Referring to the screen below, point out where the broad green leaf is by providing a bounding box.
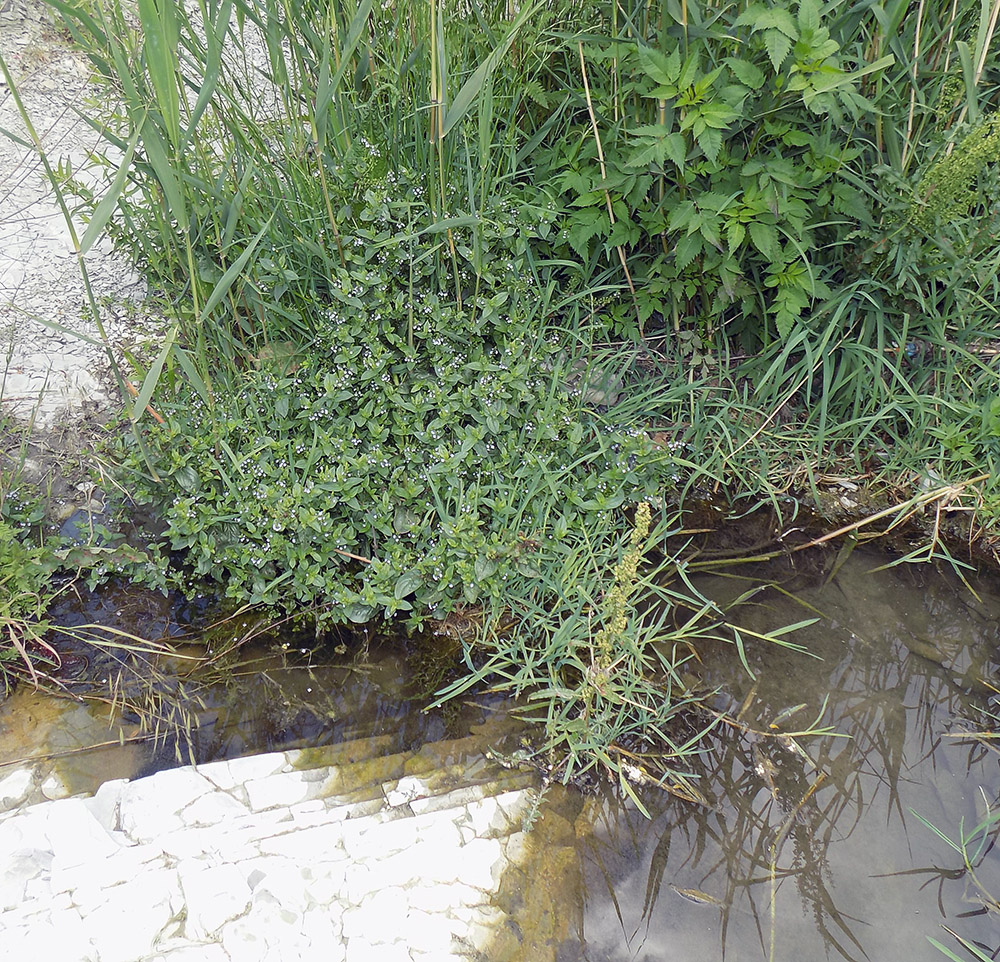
[394,569,424,599]
[346,603,376,623]
[674,232,702,270]
[474,555,498,582]
[696,126,723,163]
[727,221,746,252]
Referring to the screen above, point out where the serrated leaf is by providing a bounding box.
[757,8,798,38]
[696,126,723,164]
[764,30,793,71]
[674,232,703,270]
[664,131,688,168]
[727,221,746,252]
[727,57,766,89]
[797,0,821,33]
[667,199,696,233]
[749,220,780,259]
[637,45,680,86]
[394,569,424,599]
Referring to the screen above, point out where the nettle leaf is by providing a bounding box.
[696,126,723,164]
[699,101,739,129]
[664,131,688,168]
[566,208,608,257]
[674,232,703,270]
[637,45,680,86]
[754,7,798,38]
[727,221,746,252]
[749,220,780,259]
[797,0,821,35]
[764,30,794,72]
[727,57,766,89]
[667,199,697,233]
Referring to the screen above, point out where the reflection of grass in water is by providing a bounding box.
[576,554,1000,962]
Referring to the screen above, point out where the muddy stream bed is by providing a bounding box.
[2,551,999,961]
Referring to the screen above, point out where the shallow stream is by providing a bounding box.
[566,551,1000,961]
[1,552,999,961]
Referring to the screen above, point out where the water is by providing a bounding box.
[567,551,1000,962]
[3,554,1000,961]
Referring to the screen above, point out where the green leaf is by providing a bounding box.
[727,221,746,252]
[674,232,702,270]
[346,603,376,624]
[131,324,177,424]
[696,126,723,164]
[474,555,499,582]
[394,569,424,599]
[637,45,680,86]
[749,220,780,259]
[727,57,766,89]
[80,127,140,255]
[764,30,793,72]
[200,214,274,319]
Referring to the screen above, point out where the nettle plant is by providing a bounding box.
[534,0,890,342]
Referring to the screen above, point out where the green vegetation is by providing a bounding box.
[1,0,999,796]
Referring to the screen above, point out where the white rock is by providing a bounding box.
[82,777,126,831]
[180,788,247,826]
[177,860,252,940]
[77,870,182,962]
[257,822,347,863]
[403,907,459,956]
[341,886,410,942]
[385,775,426,807]
[345,938,413,962]
[198,753,288,793]
[118,768,215,841]
[245,770,316,811]
[38,797,122,865]
[0,766,35,809]
[40,770,73,800]
[340,813,417,860]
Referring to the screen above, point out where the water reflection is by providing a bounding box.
[573,552,1000,962]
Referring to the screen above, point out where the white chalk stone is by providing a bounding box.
[0,766,35,809]
[40,770,73,800]
[199,753,288,793]
[257,822,347,862]
[341,812,418,860]
[345,937,414,962]
[408,881,486,915]
[118,768,215,841]
[385,774,426,807]
[341,886,410,942]
[177,860,253,939]
[39,797,122,865]
[146,943,231,961]
[83,777,126,831]
[78,870,182,962]
[179,787,248,826]
[245,769,316,811]
[404,907,459,956]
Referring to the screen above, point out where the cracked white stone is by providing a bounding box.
[177,861,252,939]
[0,766,35,809]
